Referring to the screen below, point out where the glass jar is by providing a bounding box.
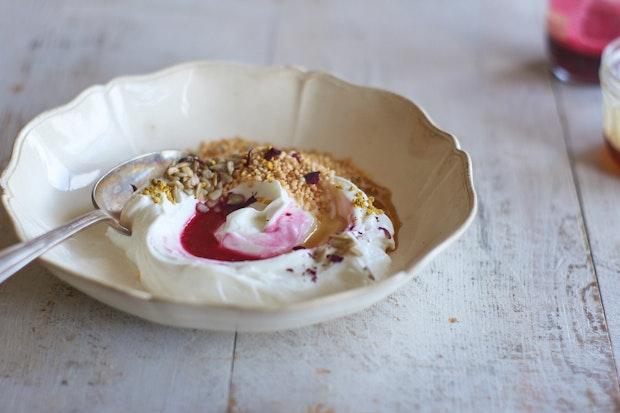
[547,0,620,83]
[601,38,620,161]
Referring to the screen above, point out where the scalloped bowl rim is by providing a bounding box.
[0,60,477,315]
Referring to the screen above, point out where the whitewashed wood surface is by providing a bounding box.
[1,1,619,412]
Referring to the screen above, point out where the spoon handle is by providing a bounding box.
[0,209,112,284]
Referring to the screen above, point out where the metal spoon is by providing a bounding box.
[0,150,183,283]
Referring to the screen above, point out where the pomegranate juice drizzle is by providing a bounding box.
[181,196,262,261]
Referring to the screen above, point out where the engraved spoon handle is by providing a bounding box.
[0,209,111,283]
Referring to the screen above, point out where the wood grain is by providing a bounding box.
[229,1,620,411]
[0,1,276,411]
[0,1,618,412]
[553,83,620,371]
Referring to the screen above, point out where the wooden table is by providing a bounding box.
[1,1,619,411]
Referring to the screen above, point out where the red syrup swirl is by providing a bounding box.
[181,196,263,262]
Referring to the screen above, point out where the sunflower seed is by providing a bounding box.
[202,169,213,179]
[221,174,233,184]
[208,188,222,200]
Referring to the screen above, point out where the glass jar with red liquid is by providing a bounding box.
[547,0,620,83]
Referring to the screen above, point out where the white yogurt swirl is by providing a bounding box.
[107,177,395,307]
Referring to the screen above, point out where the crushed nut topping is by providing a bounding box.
[142,152,244,203]
[351,191,384,216]
[142,179,176,204]
[139,137,400,258]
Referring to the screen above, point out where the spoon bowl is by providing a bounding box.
[93,150,184,234]
[0,150,183,282]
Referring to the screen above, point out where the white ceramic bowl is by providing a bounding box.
[0,62,476,331]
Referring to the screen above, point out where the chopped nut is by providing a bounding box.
[141,137,398,257]
[226,193,245,205]
[312,247,326,262]
[208,188,223,200]
[202,169,213,179]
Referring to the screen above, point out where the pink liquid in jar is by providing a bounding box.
[547,0,620,83]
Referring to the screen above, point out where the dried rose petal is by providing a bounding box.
[263,147,282,160]
[304,171,320,184]
[348,218,356,231]
[305,268,318,282]
[245,148,253,165]
[177,155,196,164]
[292,246,305,250]
[378,227,392,239]
[291,152,302,162]
[286,268,294,272]
[244,195,257,206]
[327,254,343,263]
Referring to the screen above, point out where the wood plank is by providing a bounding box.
[1,1,619,411]
[0,258,234,412]
[0,1,280,411]
[229,1,620,411]
[553,83,620,367]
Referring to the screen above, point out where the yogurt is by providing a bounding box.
[107,177,395,307]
